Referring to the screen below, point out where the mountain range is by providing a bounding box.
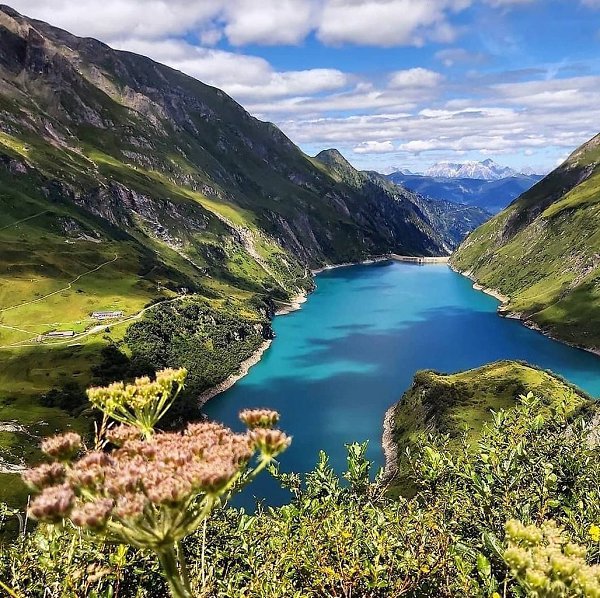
[387,163,543,214]
[423,159,534,181]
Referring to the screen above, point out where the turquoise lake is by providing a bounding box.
[204,261,600,506]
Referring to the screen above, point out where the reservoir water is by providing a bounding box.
[204,261,600,506]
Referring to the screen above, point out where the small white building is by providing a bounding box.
[92,310,124,320]
[44,330,75,338]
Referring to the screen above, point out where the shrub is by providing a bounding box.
[1,389,598,597]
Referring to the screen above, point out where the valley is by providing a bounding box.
[0,5,492,500]
[0,4,599,597]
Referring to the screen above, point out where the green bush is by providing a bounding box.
[124,298,271,399]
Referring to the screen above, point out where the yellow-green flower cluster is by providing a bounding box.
[86,368,187,436]
[504,519,600,597]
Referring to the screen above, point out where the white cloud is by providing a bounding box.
[353,140,396,153]
[199,28,223,46]
[9,0,600,172]
[492,76,600,109]
[317,0,469,47]
[267,73,600,168]
[246,86,421,116]
[389,68,443,88]
[223,0,316,45]
[114,39,349,100]
[11,0,473,48]
[9,0,222,40]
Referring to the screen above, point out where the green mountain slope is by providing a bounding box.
[451,132,600,351]
[0,5,453,266]
[383,360,590,495]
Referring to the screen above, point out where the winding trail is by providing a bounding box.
[0,294,184,349]
[0,323,33,335]
[0,254,119,315]
[0,210,48,232]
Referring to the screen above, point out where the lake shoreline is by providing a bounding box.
[450,264,600,358]
[311,256,391,275]
[275,292,309,316]
[196,291,310,407]
[311,254,449,275]
[198,339,273,407]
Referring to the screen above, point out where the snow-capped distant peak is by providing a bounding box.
[424,159,520,181]
[519,166,543,176]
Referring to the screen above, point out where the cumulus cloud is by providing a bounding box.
[353,140,396,153]
[223,0,316,45]
[10,0,473,48]
[268,72,600,168]
[10,0,600,171]
[388,68,443,88]
[113,39,349,100]
[9,0,221,40]
[317,0,469,47]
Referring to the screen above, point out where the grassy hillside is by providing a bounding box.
[384,360,590,495]
[0,157,295,496]
[452,133,600,350]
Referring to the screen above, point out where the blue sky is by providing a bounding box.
[13,0,600,173]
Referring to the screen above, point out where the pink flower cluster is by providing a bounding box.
[23,412,290,540]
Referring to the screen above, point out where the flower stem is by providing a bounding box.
[156,545,192,598]
[177,540,192,593]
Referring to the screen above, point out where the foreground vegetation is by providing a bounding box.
[452,132,600,350]
[1,364,599,597]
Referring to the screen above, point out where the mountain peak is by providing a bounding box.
[424,159,520,181]
[315,148,352,168]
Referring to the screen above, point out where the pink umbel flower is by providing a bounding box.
[40,432,82,460]
[239,408,280,429]
[23,368,290,598]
